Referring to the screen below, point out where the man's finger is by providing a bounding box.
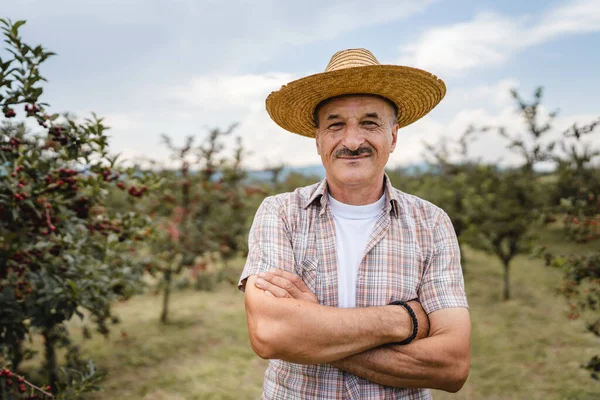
[265,269,319,304]
[257,270,303,298]
[269,268,312,293]
[254,277,290,298]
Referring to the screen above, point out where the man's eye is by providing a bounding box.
[328,122,343,129]
[362,121,378,126]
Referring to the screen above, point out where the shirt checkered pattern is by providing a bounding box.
[239,176,468,399]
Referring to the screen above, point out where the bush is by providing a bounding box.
[0,19,156,398]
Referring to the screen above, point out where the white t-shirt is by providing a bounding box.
[328,193,386,308]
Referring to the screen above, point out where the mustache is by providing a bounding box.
[335,146,373,158]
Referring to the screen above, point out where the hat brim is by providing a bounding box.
[266,65,446,138]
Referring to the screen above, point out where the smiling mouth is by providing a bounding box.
[337,155,370,160]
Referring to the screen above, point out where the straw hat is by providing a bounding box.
[265,48,446,138]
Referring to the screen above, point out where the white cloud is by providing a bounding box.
[102,72,321,169]
[168,73,295,111]
[399,13,522,76]
[10,0,440,74]
[238,106,320,167]
[399,0,600,76]
[531,0,600,42]
[164,72,321,167]
[388,78,600,168]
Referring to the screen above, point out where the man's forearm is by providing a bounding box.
[330,309,471,393]
[244,275,413,364]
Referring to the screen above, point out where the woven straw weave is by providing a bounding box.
[266,48,446,138]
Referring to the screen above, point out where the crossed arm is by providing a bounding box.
[243,269,471,392]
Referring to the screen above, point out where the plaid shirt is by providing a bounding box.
[239,176,468,399]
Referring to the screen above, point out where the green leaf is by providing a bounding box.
[40,51,57,62]
[1,60,13,71]
[11,20,26,34]
[67,279,78,292]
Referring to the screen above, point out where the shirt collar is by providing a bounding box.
[303,173,400,218]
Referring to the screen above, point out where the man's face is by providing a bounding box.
[314,95,398,187]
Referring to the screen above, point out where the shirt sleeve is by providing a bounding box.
[238,196,295,292]
[418,210,469,314]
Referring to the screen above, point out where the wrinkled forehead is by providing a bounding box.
[315,94,397,120]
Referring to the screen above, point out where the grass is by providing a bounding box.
[19,226,600,399]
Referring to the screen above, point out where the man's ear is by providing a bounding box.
[315,131,321,155]
[390,124,399,153]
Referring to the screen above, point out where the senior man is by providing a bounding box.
[238,48,470,399]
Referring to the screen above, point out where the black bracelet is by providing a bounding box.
[388,300,418,345]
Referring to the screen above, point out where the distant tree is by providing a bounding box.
[144,125,255,323]
[263,163,286,188]
[153,133,196,324]
[419,129,480,269]
[552,117,600,242]
[493,87,558,172]
[274,171,321,194]
[462,165,541,300]
[462,88,556,300]
[196,134,254,270]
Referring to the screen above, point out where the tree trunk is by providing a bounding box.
[503,260,511,301]
[160,268,172,324]
[42,328,59,393]
[11,339,24,372]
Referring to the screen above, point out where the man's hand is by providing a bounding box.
[254,268,319,304]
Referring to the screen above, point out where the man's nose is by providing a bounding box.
[341,123,365,151]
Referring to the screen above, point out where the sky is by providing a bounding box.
[3,0,600,169]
